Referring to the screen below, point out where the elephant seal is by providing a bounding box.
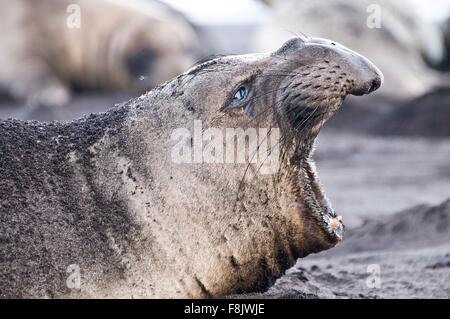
[0,0,199,108]
[0,37,382,298]
[254,0,442,100]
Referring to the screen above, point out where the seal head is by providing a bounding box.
[189,36,382,252]
[139,36,382,296]
[270,37,382,249]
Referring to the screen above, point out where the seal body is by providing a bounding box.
[0,0,199,107]
[0,37,382,298]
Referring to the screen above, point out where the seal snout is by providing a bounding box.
[275,37,383,97]
[348,57,384,96]
[351,70,383,96]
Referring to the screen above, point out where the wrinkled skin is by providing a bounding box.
[0,37,382,298]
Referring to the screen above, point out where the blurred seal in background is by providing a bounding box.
[0,0,201,109]
[431,17,450,71]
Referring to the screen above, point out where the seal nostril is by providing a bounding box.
[368,78,381,93]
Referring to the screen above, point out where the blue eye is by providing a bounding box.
[222,84,252,112]
[233,86,248,102]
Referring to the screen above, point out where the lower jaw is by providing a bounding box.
[280,192,343,257]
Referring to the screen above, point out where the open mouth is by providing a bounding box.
[278,95,347,246]
[277,115,345,249]
[303,159,344,242]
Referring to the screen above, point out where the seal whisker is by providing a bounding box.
[234,89,319,201]
[233,82,302,202]
[233,83,295,188]
[234,126,274,205]
[257,106,331,177]
[254,120,322,181]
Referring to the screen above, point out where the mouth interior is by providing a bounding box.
[281,99,346,241]
[303,160,344,239]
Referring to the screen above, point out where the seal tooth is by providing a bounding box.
[330,216,342,230]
